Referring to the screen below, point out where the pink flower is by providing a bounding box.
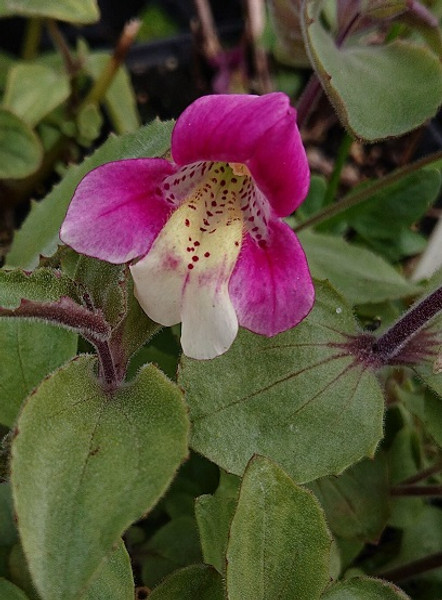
[60,93,314,359]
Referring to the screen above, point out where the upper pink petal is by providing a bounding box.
[60,158,176,263]
[171,92,309,216]
[229,219,315,336]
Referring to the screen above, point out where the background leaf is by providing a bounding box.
[148,564,225,600]
[82,540,134,600]
[3,64,70,128]
[226,456,331,600]
[11,356,189,600]
[6,119,174,270]
[299,231,419,304]
[0,109,42,179]
[321,576,410,599]
[0,320,77,427]
[302,0,442,140]
[0,578,30,600]
[179,280,385,483]
[0,0,99,23]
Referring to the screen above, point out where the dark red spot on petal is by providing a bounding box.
[194,241,200,246]
[185,219,190,227]
[192,256,199,262]
[258,239,267,248]
[188,263,194,270]
[204,252,210,257]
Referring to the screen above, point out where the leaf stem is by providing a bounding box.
[400,460,442,484]
[377,551,442,583]
[21,18,42,60]
[391,484,442,497]
[373,285,442,362]
[295,150,442,232]
[80,20,140,109]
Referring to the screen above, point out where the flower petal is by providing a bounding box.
[130,186,243,359]
[229,219,315,336]
[171,92,309,216]
[60,159,176,263]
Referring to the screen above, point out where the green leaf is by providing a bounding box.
[0,268,81,309]
[141,516,203,588]
[86,54,140,134]
[0,578,30,600]
[180,281,385,483]
[195,472,240,574]
[344,168,441,261]
[302,0,442,140]
[11,356,189,600]
[0,109,42,179]
[0,320,77,427]
[309,455,390,543]
[0,483,18,547]
[299,231,418,304]
[83,540,134,600]
[7,543,39,600]
[6,119,174,270]
[3,64,70,127]
[148,564,225,600]
[321,576,411,599]
[268,0,311,68]
[0,0,99,23]
[226,456,331,600]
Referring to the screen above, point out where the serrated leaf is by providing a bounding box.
[86,54,140,134]
[302,0,442,140]
[11,355,189,600]
[3,64,70,127]
[0,578,30,600]
[0,109,42,179]
[83,540,134,600]
[226,456,331,600]
[0,268,81,309]
[148,564,225,600]
[179,281,385,483]
[321,576,411,599]
[6,119,174,270]
[0,0,99,23]
[299,231,419,304]
[0,320,77,427]
[309,455,390,543]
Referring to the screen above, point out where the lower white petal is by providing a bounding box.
[181,272,238,360]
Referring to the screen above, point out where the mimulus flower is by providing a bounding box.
[60,93,314,359]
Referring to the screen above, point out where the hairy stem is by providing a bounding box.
[323,132,353,206]
[373,285,442,361]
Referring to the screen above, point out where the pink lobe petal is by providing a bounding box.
[229,219,315,336]
[172,92,309,216]
[60,159,176,263]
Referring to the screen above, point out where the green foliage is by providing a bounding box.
[302,0,442,140]
[0,109,42,179]
[321,577,411,599]
[11,356,189,600]
[0,0,100,23]
[226,456,331,600]
[299,231,419,304]
[3,64,70,128]
[148,564,225,600]
[6,119,174,270]
[0,320,77,427]
[180,281,385,482]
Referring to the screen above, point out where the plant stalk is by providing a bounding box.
[373,285,442,361]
